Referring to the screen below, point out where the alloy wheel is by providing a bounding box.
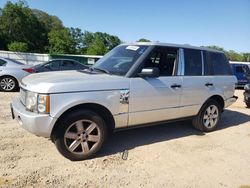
[64,120,101,155]
[0,77,15,91]
[203,105,219,129]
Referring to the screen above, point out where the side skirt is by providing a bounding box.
[114,116,196,132]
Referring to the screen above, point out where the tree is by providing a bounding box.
[48,28,76,54]
[69,27,84,54]
[32,9,63,32]
[86,36,107,55]
[137,38,151,42]
[82,31,121,55]
[0,1,47,52]
[8,41,28,52]
[242,53,250,62]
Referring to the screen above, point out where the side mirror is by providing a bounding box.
[138,67,159,78]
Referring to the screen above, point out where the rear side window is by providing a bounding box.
[184,49,202,76]
[0,59,6,66]
[204,52,232,75]
[43,60,60,71]
[61,60,78,70]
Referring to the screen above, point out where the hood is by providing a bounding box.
[21,71,129,93]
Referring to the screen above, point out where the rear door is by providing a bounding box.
[206,51,236,99]
[179,49,214,117]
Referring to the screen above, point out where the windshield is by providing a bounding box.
[92,45,148,76]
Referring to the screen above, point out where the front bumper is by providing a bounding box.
[11,98,57,138]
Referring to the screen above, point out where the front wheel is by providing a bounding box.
[54,110,107,161]
[192,99,221,132]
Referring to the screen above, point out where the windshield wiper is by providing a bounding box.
[90,67,111,74]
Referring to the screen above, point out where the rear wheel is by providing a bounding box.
[0,76,18,92]
[54,110,107,161]
[192,99,221,132]
[246,102,250,108]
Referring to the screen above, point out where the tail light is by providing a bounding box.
[23,68,35,73]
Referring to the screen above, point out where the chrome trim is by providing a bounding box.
[119,89,129,114]
[201,50,204,75]
[178,48,185,76]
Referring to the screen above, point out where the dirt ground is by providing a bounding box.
[0,90,249,188]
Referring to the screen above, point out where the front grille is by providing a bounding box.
[20,88,26,106]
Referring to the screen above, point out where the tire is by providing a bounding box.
[192,99,222,132]
[246,102,250,108]
[0,76,19,92]
[54,109,107,161]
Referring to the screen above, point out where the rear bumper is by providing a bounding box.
[11,98,57,138]
[224,96,238,108]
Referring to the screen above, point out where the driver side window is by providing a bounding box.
[141,47,178,76]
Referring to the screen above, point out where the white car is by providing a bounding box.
[11,42,238,160]
[0,58,33,91]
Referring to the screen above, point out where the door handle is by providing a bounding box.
[205,83,213,87]
[171,84,181,89]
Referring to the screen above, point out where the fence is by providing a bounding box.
[0,50,102,65]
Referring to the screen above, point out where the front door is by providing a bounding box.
[128,47,183,126]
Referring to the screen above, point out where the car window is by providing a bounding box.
[43,60,60,71]
[92,45,148,76]
[184,49,202,76]
[235,66,244,73]
[0,59,7,66]
[61,60,78,70]
[141,47,178,76]
[204,52,232,75]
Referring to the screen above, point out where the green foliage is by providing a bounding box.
[82,31,121,55]
[69,27,84,54]
[0,1,46,52]
[7,41,28,52]
[48,28,76,54]
[86,36,107,55]
[137,38,151,42]
[32,9,63,32]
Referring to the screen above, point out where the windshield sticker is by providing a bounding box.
[126,45,140,51]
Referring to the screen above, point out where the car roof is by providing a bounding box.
[121,42,223,53]
[0,57,25,65]
[49,58,80,63]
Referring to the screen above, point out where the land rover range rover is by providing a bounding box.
[11,42,237,160]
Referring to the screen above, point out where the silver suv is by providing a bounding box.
[11,42,237,160]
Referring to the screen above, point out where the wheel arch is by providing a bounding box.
[0,74,19,83]
[50,103,115,141]
[203,95,225,111]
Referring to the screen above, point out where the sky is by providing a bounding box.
[0,0,250,52]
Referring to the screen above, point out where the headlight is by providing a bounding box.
[26,92,37,112]
[37,94,50,113]
[25,92,50,114]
